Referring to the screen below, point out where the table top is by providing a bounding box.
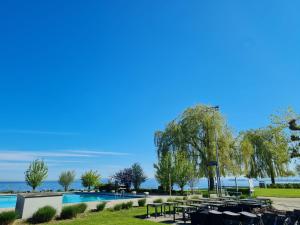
[175,205,196,209]
[164,202,178,205]
[147,203,164,206]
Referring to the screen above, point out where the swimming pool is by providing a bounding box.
[0,193,140,208]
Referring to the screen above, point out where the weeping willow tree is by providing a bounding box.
[154,104,236,190]
[238,126,290,184]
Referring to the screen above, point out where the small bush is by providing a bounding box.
[175,197,182,200]
[0,211,17,225]
[74,203,87,214]
[121,201,133,209]
[153,198,163,203]
[138,199,146,206]
[60,206,78,220]
[183,196,188,200]
[113,204,122,211]
[30,206,56,224]
[166,197,175,202]
[202,193,210,198]
[95,202,106,212]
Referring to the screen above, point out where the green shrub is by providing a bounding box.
[113,204,122,211]
[74,203,87,214]
[202,193,210,198]
[153,198,163,203]
[95,202,106,212]
[30,206,56,224]
[0,211,17,225]
[138,199,146,206]
[167,197,175,202]
[121,201,133,209]
[183,196,188,200]
[174,197,182,200]
[60,206,78,220]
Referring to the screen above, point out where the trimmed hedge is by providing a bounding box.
[95,202,106,212]
[30,206,56,224]
[0,211,17,225]
[153,198,163,203]
[266,183,300,189]
[74,203,87,214]
[226,188,250,196]
[138,199,146,207]
[113,204,122,211]
[60,206,77,219]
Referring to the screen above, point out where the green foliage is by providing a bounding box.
[96,202,107,212]
[202,192,210,198]
[166,197,175,202]
[25,159,48,191]
[153,198,163,203]
[226,187,250,195]
[267,183,300,189]
[74,203,87,214]
[58,170,76,192]
[296,164,300,175]
[81,170,101,191]
[174,151,194,194]
[154,105,235,190]
[0,211,17,225]
[131,163,147,190]
[239,127,290,184]
[138,199,146,206]
[30,206,56,224]
[153,152,175,195]
[121,201,133,209]
[113,204,122,211]
[60,206,78,219]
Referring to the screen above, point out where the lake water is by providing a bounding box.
[1,177,300,192]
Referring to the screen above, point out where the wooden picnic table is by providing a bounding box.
[146,203,163,218]
[173,205,196,223]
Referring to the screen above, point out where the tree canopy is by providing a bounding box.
[131,163,147,190]
[154,104,235,190]
[58,170,76,192]
[81,170,101,191]
[25,159,48,191]
[238,126,290,184]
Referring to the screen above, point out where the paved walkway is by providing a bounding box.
[266,197,300,211]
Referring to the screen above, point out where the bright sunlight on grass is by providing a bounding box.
[255,188,300,198]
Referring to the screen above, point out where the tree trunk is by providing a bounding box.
[271,175,275,185]
[208,172,215,190]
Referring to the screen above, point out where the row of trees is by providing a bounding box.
[25,160,147,192]
[154,104,297,192]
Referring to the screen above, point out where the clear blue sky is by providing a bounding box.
[0,0,299,180]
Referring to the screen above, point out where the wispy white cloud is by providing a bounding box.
[0,129,79,136]
[0,149,130,162]
[68,150,131,156]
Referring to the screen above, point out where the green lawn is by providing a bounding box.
[254,188,300,198]
[39,207,159,225]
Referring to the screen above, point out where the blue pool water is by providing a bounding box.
[0,193,139,208]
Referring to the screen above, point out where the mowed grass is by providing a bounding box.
[39,207,158,225]
[255,188,300,198]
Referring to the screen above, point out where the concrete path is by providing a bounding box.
[265,197,300,211]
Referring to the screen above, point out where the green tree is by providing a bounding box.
[58,170,76,192]
[154,152,175,195]
[296,164,300,175]
[155,104,235,190]
[174,151,193,194]
[239,126,290,184]
[81,170,101,191]
[131,163,147,190]
[25,159,48,191]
